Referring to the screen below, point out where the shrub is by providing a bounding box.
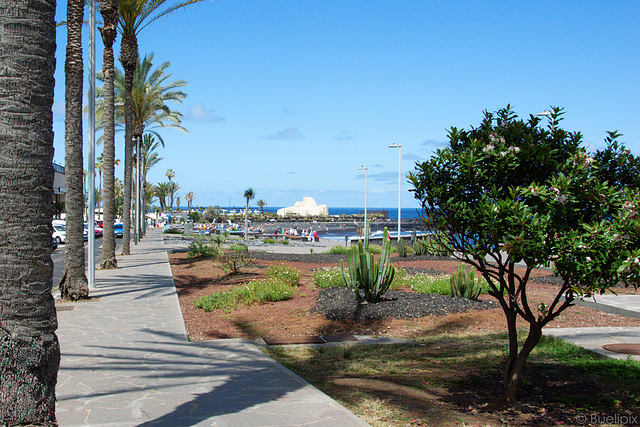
[220,250,253,274]
[229,243,248,252]
[164,228,183,235]
[267,264,300,287]
[327,245,349,255]
[276,239,289,245]
[263,238,276,244]
[313,267,347,288]
[188,240,221,258]
[412,235,450,256]
[410,274,452,295]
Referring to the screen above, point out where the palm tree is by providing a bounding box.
[96,153,120,218]
[117,0,203,256]
[167,181,181,209]
[60,0,89,300]
[243,188,255,239]
[165,168,175,181]
[98,0,121,269]
[154,182,169,210]
[257,199,267,214]
[0,0,59,422]
[139,134,163,236]
[185,191,195,210]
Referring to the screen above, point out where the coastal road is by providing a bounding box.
[52,238,123,287]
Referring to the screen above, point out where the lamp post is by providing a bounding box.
[389,143,402,243]
[536,110,555,132]
[358,165,368,231]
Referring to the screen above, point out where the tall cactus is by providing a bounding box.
[340,223,395,303]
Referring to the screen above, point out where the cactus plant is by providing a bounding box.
[340,223,395,303]
[397,238,408,258]
[449,264,482,300]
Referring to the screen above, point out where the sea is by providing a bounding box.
[180,206,422,220]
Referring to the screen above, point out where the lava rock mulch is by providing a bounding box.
[311,287,498,322]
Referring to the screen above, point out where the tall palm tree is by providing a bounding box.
[0,0,59,423]
[165,168,175,181]
[243,188,255,239]
[98,0,121,269]
[154,182,169,210]
[139,134,163,236]
[167,181,180,209]
[185,191,195,210]
[60,0,88,300]
[117,0,203,255]
[256,199,267,214]
[95,153,120,218]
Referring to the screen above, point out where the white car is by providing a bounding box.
[52,223,66,245]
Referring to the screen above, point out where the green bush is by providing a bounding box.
[327,245,349,255]
[263,238,276,244]
[164,228,183,235]
[229,243,248,252]
[194,279,295,313]
[188,240,221,258]
[412,235,450,256]
[313,267,347,288]
[267,264,300,287]
[276,239,290,245]
[450,264,482,300]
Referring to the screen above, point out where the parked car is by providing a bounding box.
[84,223,103,238]
[52,237,58,250]
[114,223,123,238]
[52,223,66,245]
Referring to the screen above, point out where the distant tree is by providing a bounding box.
[165,168,175,181]
[409,106,640,403]
[243,188,255,239]
[185,191,195,210]
[154,182,169,211]
[0,0,59,422]
[167,181,180,209]
[256,199,267,214]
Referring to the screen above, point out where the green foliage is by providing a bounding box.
[340,224,395,303]
[449,264,482,300]
[263,238,276,244]
[219,250,252,274]
[277,239,290,245]
[187,211,200,222]
[228,243,248,252]
[194,279,295,313]
[163,228,182,235]
[412,235,450,256]
[187,240,221,258]
[410,274,452,295]
[408,105,640,402]
[266,264,301,287]
[313,267,347,288]
[397,238,408,258]
[328,245,349,255]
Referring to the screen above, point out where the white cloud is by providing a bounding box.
[187,104,226,123]
[263,127,304,140]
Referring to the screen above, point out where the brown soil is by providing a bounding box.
[170,252,640,341]
[169,251,640,426]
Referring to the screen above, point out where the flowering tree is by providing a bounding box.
[409,106,640,403]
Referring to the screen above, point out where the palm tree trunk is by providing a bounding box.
[0,1,60,423]
[98,0,120,269]
[120,34,138,255]
[60,0,89,300]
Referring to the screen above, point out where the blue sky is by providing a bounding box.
[52,1,640,210]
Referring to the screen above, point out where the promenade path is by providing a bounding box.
[55,229,369,426]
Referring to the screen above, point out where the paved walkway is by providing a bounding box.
[543,295,640,361]
[55,229,369,426]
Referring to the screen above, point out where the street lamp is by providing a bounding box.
[389,143,402,243]
[536,110,555,132]
[358,165,368,231]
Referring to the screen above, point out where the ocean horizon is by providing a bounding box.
[176,206,423,220]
